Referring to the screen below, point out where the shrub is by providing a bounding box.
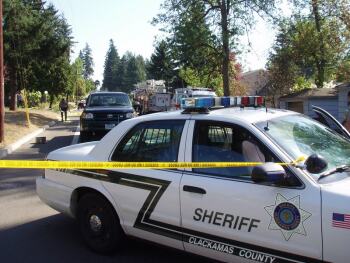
[27,91,42,108]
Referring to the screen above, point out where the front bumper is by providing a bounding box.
[36,177,74,217]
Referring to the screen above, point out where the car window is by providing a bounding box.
[192,121,301,186]
[88,93,131,107]
[112,120,185,162]
[256,114,350,176]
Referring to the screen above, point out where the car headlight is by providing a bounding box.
[82,112,94,119]
[126,112,133,119]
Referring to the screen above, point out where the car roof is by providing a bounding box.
[138,107,298,124]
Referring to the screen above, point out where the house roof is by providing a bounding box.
[279,88,338,100]
[239,69,270,95]
[280,83,350,100]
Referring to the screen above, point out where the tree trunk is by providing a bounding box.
[311,0,326,88]
[220,0,230,96]
[9,71,17,111]
[49,95,54,109]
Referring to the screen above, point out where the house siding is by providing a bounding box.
[279,84,350,122]
[338,86,350,122]
[280,101,286,109]
[308,98,339,120]
[279,99,306,113]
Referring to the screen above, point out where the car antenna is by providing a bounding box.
[264,102,269,131]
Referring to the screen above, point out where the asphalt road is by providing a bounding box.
[0,118,209,263]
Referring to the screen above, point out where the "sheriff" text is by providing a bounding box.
[193,208,260,232]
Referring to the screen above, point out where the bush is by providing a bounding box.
[291,77,313,93]
[27,91,42,108]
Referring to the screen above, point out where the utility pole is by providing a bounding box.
[0,0,4,142]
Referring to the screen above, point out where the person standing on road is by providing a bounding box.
[59,98,68,122]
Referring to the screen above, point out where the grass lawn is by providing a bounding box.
[0,108,60,148]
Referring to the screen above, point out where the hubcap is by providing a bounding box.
[89,214,102,233]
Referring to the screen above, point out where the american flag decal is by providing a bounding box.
[332,213,350,229]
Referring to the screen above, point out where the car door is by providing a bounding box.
[101,119,189,251]
[312,105,350,140]
[180,120,322,263]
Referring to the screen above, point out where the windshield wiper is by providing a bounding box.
[318,165,350,181]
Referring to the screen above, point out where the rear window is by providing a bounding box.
[111,120,185,162]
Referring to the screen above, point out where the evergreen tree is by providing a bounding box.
[122,52,139,92]
[81,43,94,79]
[102,39,120,91]
[135,55,147,83]
[148,40,176,85]
[115,55,126,89]
[170,1,221,89]
[154,0,276,96]
[78,50,84,61]
[113,52,147,92]
[4,0,73,109]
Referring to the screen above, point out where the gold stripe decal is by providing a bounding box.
[0,156,305,169]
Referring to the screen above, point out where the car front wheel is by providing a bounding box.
[77,193,124,254]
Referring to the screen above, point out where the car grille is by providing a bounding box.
[93,113,126,121]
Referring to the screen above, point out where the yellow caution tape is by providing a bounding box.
[0,156,306,169]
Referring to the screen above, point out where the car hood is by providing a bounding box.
[84,106,133,113]
[47,141,99,161]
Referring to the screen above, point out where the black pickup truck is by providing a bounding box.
[80,92,134,142]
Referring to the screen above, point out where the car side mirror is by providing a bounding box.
[304,154,328,174]
[252,163,286,185]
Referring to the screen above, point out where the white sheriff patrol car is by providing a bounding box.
[37,96,350,263]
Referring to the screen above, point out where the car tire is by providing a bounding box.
[80,131,89,143]
[77,193,124,254]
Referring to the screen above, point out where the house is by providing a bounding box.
[279,83,350,122]
[239,69,270,96]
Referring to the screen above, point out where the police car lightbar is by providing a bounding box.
[181,96,265,112]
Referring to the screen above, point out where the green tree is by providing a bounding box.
[154,0,276,96]
[337,58,350,82]
[148,40,176,85]
[268,13,350,98]
[67,57,84,104]
[114,52,148,92]
[4,0,73,109]
[168,2,221,89]
[78,50,84,61]
[288,0,350,87]
[102,39,120,91]
[115,55,126,89]
[135,55,147,82]
[81,43,94,79]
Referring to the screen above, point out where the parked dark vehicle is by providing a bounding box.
[80,92,134,142]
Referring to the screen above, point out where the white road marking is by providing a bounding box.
[71,125,80,145]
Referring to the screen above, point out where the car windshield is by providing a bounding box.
[255,114,350,178]
[88,94,131,107]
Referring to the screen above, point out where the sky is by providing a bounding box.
[48,0,279,82]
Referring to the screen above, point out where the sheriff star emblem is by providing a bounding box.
[264,194,311,241]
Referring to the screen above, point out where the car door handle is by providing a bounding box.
[183,185,206,194]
